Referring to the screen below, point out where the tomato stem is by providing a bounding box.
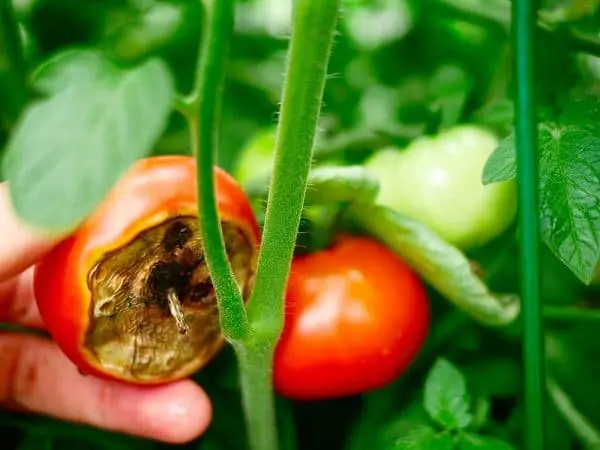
[546,375,600,447]
[188,0,340,449]
[233,340,279,450]
[238,0,340,447]
[543,306,600,322]
[245,0,341,336]
[186,0,250,342]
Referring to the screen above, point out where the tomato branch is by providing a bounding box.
[245,0,341,334]
[186,0,250,341]
[546,376,600,447]
[544,306,600,322]
[186,0,340,448]
[234,1,341,449]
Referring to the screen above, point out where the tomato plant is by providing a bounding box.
[33,155,261,384]
[274,234,429,399]
[364,125,517,251]
[2,1,600,450]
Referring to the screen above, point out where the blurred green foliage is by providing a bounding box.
[3,0,600,449]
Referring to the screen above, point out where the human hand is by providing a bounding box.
[0,182,212,443]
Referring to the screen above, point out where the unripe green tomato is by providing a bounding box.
[364,125,517,250]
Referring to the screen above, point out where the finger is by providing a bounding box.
[0,183,65,281]
[0,333,213,443]
[0,268,44,328]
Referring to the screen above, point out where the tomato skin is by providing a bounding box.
[364,125,517,251]
[33,155,260,384]
[273,235,429,399]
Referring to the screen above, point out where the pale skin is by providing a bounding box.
[0,182,212,444]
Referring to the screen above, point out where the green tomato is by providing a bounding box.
[234,127,277,186]
[364,125,517,250]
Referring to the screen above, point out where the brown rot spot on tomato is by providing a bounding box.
[84,216,255,382]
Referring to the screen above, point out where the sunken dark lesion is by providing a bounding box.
[84,216,256,381]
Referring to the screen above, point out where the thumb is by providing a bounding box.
[0,183,68,281]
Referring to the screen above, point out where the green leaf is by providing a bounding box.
[482,123,600,284]
[31,49,109,95]
[304,165,380,205]
[456,433,515,450]
[481,133,515,184]
[344,203,520,326]
[2,49,174,232]
[423,358,473,430]
[393,426,455,450]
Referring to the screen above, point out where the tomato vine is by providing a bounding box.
[5,1,600,449]
[183,1,341,449]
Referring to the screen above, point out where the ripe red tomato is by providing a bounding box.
[273,235,430,399]
[33,155,260,385]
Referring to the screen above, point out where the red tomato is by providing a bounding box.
[34,155,260,385]
[273,235,430,399]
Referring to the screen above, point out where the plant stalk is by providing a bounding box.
[187,0,340,449]
[188,0,249,341]
[513,0,545,447]
[547,376,600,447]
[245,0,341,335]
[233,341,279,450]
[236,1,340,449]
[544,306,600,321]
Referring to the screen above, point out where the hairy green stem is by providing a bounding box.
[233,341,279,450]
[233,2,340,449]
[188,0,249,341]
[246,0,341,333]
[0,0,28,128]
[187,0,339,448]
